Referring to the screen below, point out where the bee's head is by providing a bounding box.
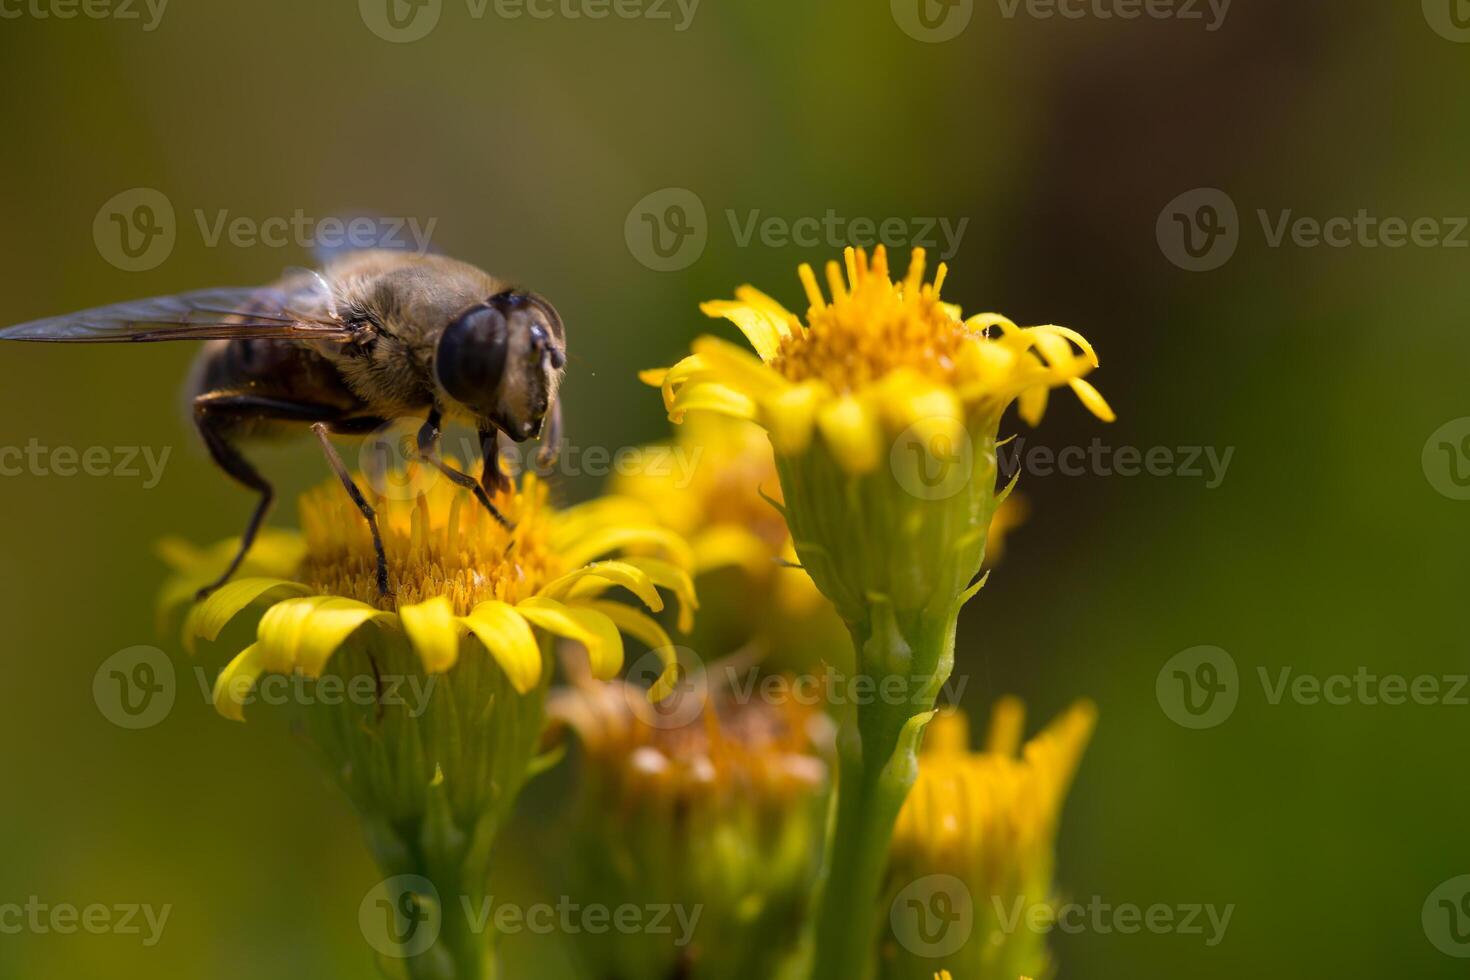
[433,290,565,440]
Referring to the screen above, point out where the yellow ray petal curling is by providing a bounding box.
[462,600,544,695]
[516,597,625,681]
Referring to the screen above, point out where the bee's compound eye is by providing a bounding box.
[435,303,509,413]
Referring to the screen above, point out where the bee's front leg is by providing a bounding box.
[415,410,514,530]
[480,428,511,495]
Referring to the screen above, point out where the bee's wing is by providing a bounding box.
[0,286,356,344]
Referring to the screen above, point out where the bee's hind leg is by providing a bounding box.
[414,410,514,530]
[192,393,343,601]
[312,423,390,598]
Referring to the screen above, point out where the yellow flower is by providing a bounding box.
[545,675,831,980]
[161,472,694,721]
[612,411,1023,675]
[160,468,700,979]
[882,699,1096,980]
[644,245,1112,475]
[612,411,844,670]
[643,249,1112,980]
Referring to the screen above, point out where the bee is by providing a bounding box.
[0,250,566,599]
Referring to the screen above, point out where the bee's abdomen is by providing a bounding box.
[183,338,365,440]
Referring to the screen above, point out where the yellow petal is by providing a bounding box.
[1034,323,1099,367]
[817,396,882,474]
[516,597,625,680]
[575,599,680,701]
[608,555,699,633]
[553,495,659,544]
[733,285,799,333]
[699,300,784,361]
[461,600,544,695]
[797,263,826,311]
[399,596,463,673]
[957,337,1019,390]
[1018,384,1049,426]
[689,335,788,395]
[690,526,771,576]
[965,312,1020,336]
[669,381,757,424]
[876,372,963,432]
[255,596,395,678]
[183,577,312,656]
[1068,377,1116,422]
[651,353,709,413]
[539,560,665,614]
[1027,327,1077,370]
[557,524,693,571]
[212,642,270,723]
[763,381,826,457]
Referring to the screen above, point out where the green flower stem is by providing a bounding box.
[305,633,552,980]
[809,603,958,980]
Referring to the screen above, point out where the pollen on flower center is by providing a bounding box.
[297,467,564,615]
[771,246,970,393]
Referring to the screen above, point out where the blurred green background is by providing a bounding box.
[2,1,1469,977]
